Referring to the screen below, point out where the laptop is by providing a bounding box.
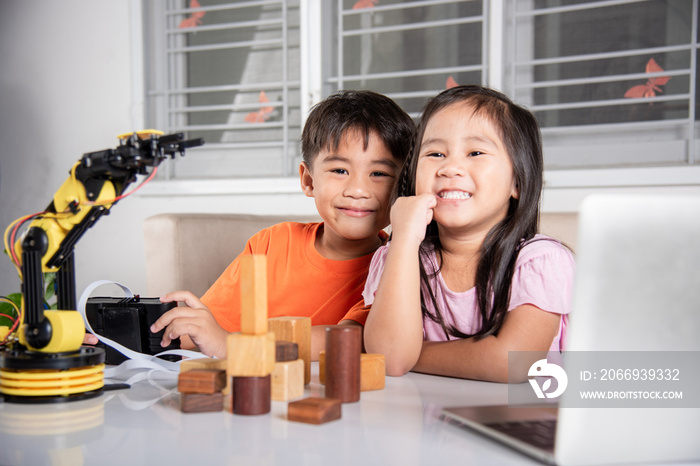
[443,194,700,465]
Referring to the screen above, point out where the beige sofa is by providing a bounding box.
[143,212,578,297]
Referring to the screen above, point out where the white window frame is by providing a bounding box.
[137,0,700,209]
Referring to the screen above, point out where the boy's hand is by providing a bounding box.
[83,333,99,345]
[151,291,228,359]
[389,194,437,246]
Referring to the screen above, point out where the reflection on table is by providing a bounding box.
[0,362,541,466]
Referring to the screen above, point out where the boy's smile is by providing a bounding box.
[300,129,399,260]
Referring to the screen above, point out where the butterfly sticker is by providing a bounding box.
[353,0,378,10]
[179,0,205,29]
[624,58,671,99]
[244,91,274,123]
[446,76,459,89]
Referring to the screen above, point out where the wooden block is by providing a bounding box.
[325,326,361,403]
[360,353,385,391]
[288,397,341,425]
[180,392,224,413]
[271,359,304,402]
[319,352,384,391]
[268,316,311,384]
[180,357,227,372]
[275,340,298,362]
[180,357,230,395]
[232,375,271,415]
[226,331,275,377]
[319,350,326,384]
[240,254,268,335]
[178,369,226,394]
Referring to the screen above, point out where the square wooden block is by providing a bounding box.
[180,392,224,413]
[178,369,226,394]
[288,397,341,425]
[180,357,230,395]
[226,331,275,377]
[271,359,304,401]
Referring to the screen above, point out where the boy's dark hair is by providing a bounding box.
[397,84,544,340]
[301,90,415,167]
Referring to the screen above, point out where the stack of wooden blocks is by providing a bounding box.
[177,253,386,424]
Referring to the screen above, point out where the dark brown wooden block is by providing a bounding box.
[324,326,361,403]
[180,392,224,413]
[232,375,271,415]
[178,369,226,394]
[288,397,341,425]
[275,340,299,362]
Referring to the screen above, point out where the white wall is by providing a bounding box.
[1,1,699,302]
[0,2,319,299]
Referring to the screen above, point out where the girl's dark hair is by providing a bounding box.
[301,90,415,167]
[397,85,543,340]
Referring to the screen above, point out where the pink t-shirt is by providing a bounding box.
[363,235,575,352]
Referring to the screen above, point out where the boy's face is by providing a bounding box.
[300,129,399,253]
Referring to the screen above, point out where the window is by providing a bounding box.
[144,0,699,181]
[505,0,699,169]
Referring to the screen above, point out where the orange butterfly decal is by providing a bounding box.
[179,0,205,29]
[353,0,378,10]
[624,58,671,99]
[244,91,274,123]
[446,76,459,89]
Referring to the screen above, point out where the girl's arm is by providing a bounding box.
[412,304,561,382]
[364,194,437,376]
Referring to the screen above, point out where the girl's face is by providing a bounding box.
[415,102,518,239]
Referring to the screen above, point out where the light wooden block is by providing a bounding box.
[226,331,275,377]
[360,353,385,391]
[180,357,230,395]
[271,359,304,401]
[288,397,341,425]
[240,254,268,335]
[178,369,226,394]
[319,352,385,391]
[268,316,311,384]
[180,357,227,372]
[319,350,326,384]
[180,392,224,413]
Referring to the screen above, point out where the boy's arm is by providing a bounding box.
[151,291,229,359]
[411,304,561,382]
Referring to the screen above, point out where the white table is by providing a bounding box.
[0,362,545,466]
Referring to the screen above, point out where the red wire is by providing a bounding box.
[0,312,16,322]
[88,166,159,205]
[9,211,46,267]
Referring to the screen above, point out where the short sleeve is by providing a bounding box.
[341,299,371,325]
[362,245,390,306]
[509,240,575,317]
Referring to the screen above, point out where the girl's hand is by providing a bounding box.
[390,194,437,246]
[151,291,228,359]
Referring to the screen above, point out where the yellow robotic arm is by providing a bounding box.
[5,131,203,354]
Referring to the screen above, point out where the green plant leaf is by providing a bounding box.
[0,293,22,327]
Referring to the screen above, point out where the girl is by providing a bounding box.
[363,85,575,382]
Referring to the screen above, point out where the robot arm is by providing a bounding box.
[8,131,204,352]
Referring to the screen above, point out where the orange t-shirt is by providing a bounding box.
[200,222,383,332]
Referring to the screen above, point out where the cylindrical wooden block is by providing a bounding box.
[324,326,361,403]
[232,375,271,415]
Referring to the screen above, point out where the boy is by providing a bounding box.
[150,90,414,359]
